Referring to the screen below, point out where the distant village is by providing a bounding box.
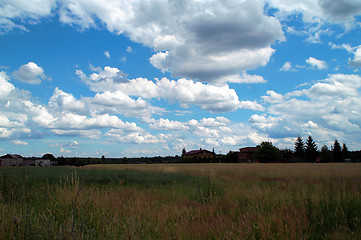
[0,154,58,167]
[0,147,261,167]
[1,142,361,167]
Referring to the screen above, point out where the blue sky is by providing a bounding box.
[1,0,361,157]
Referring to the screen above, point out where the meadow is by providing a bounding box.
[1,163,361,239]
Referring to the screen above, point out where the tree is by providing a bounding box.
[305,136,318,162]
[320,145,332,162]
[342,143,350,160]
[281,149,293,163]
[333,140,343,162]
[294,136,305,159]
[226,151,238,163]
[42,153,55,160]
[254,142,281,163]
[182,148,186,156]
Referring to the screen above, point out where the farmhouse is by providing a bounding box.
[0,154,24,166]
[35,159,52,167]
[237,147,258,163]
[23,158,36,166]
[182,148,216,159]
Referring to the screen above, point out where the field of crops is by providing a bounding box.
[1,163,361,239]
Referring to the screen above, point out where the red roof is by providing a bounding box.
[183,149,215,156]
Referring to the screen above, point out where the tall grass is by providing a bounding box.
[1,164,361,239]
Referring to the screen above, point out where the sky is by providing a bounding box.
[1,0,361,158]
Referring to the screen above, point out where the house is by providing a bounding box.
[237,147,257,163]
[23,158,36,166]
[182,148,216,159]
[35,159,52,167]
[0,154,24,166]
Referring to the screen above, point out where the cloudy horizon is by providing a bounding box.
[1,0,361,157]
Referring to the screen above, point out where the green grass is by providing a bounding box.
[1,164,361,239]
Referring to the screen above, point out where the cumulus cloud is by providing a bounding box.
[280,61,292,71]
[256,74,361,147]
[2,0,360,85]
[318,0,361,23]
[329,43,361,68]
[105,129,167,144]
[13,62,49,84]
[306,57,327,70]
[262,90,284,104]
[0,71,150,140]
[217,72,267,84]
[267,0,361,44]
[77,66,262,113]
[2,0,283,83]
[149,118,188,131]
[104,51,110,58]
[64,140,79,148]
[267,0,361,24]
[0,0,56,33]
[49,88,87,115]
[12,139,28,145]
[349,46,361,67]
[0,71,15,97]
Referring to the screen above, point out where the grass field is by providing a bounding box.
[1,163,361,239]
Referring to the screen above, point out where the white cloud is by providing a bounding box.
[6,0,281,84]
[13,62,48,84]
[0,0,56,33]
[49,88,87,115]
[149,118,188,131]
[262,90,284,104]
[280,61,292,71]
[88,90,163,117]
[329,43,361,68]
[267,0,361,24]
[306,57,327,70]
[267,0,361,44]
[329,42,354,53]
[12,139,28,145]
[51,129,101,138]
[0,71,15,97]
[106,129,167,144]
[308,74,361,97]
[217,72,266,84]
[257,74,361,147]
[78,66,262,113]
[65,140,79,148]
[60,147,71,153]
[126,46,132,52]
[349,46,361,67]
[104,51,110,58]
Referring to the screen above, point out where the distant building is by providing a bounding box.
[237,147,257,163]
[35,159,52,167]
[23,158,36,166]
[182,148,216,159]
[0,154,24,166]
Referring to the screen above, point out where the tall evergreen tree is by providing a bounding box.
[305,136,318,162]
[294,136,305,159]
[333,140,343,162]
[182,148,186,156]
[342,143,350,160]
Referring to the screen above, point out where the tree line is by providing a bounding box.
[254,136,353,163]
[40,136,359,166]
